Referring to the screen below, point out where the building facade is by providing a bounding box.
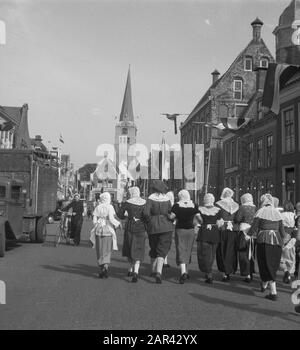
[180,18,274,202]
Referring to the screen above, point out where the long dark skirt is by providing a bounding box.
[256,243,282,282]
[238,238,256,276]
[70,215,83,244]
[122,229,146,262]
[95,235,113,266]
[216,230,238,275]
[148,231,173,259]
[197,241,218,273]
[175,228,195,265]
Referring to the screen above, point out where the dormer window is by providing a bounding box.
[244,57,253,71]
[260,58,269,68]
[233,79,243,100]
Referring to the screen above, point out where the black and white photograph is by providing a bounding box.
[0,0,300,334]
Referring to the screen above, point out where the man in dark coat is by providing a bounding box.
[62,193,85,245]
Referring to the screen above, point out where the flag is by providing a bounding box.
[161,134,169,180]
[0,20,6,45]
[162,114,179,134]
[208,117,250,131]
[59,134,64,144]
[262,63,300,115]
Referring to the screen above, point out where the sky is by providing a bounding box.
[0,0,291,168]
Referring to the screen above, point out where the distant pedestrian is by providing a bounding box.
[170,190,199,284]
[295,202,300,279]
[216,188,239,282]
[236,193,257,283]
[280,200,297,284]
[90,192,121,279]
[118,187,147,283]
[197,193,222,284]
[248,194,286,301]
[144,180,174,284]
[62,193,84,246]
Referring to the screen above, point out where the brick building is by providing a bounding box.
[221,0,300,206]
[273,0,300,205]
[180,18,274,202]
[221,68,278,206]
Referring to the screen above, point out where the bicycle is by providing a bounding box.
[55,211,72,247]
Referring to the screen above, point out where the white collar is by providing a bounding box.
[148,193,170,202]
[216,199,239,214]
[178,200,194,208]
[127,197,146,206]
[199,206,220,216]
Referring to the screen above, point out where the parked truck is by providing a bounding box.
[0,149,58,257]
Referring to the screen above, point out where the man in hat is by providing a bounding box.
[62,193,85,245]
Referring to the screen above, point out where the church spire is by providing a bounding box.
[119,66,134,122]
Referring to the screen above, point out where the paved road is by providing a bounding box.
[0,220,299,330]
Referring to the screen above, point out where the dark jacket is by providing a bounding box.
[144,194,174,235]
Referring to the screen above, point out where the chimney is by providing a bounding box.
[251,17,263,42]
[211,69,220,84]
[254,66,267,91]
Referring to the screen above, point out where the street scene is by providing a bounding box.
[1,0,300,331]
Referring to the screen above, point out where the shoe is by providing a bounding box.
[103,268,108,279]
[265,293,278,301]
[179,273,188,284]
[163,264,171,268]
[131,273,138,283]
[155,273,162,284]
[260,281,267,292]
[98,271,104,279]
[127,271,133,277]
[283,272,291,284]
[243,277,251,283]
[222,275,230,282]
[205,277,213,284]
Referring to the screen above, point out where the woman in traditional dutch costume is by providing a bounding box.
[248,194,286,301]
[170,190,199,284]
[118,187,147,283]
[90,192,120,279]
[216,188,239,282]
[236,193,257,283]
[279,200,297,284]
[144,180,174,284]
[197,193,222,284]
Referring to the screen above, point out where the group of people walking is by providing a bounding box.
[89,179,300,303]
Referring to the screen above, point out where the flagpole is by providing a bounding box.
[205,137,213,194]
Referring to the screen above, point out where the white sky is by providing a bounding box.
[0,0,290,168]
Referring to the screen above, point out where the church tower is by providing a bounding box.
[115,67,137,165]
[114,67,137,201]
[273,0,300,65]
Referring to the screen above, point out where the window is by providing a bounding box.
[283,108,295,153]
[257,99,263,120]
[225,142,230,168]
[233,80,243,100]
[0,186,6,198]
[283,167,295,204]
[266,135,273,167]
[122,128,128,135]
[247,142,254,170]
[244,57,253,71]
[257,139,263,168]
[260,58,269,68]
[11,185,21,200]
[231,140,236,166]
